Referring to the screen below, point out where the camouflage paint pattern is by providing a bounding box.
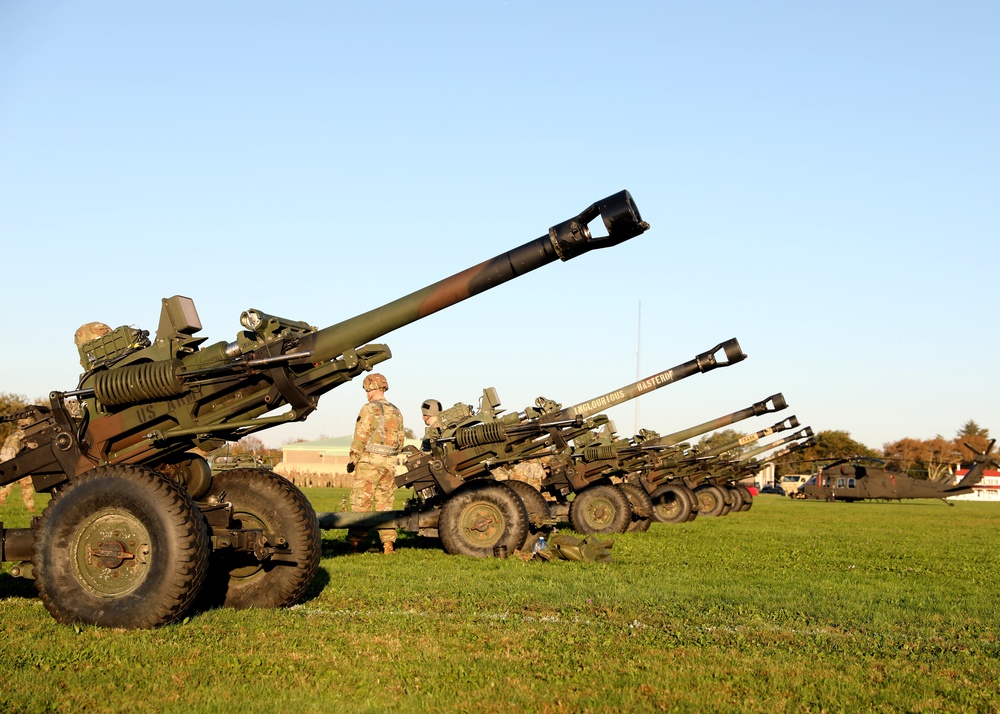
[348,397,405,544]
[349,455,399,544]
[22,190,646,486]
[0,429,35,510]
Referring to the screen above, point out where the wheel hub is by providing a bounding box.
[459,502,504,546]
[89,540,135,569]
[73,511,151,597]
[583,498,614,527]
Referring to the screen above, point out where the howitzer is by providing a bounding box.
[675,427,815,518]
[682,415,800,461]
[655,419,806,518]
[562,400,793,489]
[320,338,747,557]
[589,403,796,525]
[637,415,802,493]
[376,339,747,550]
[0,190,648,628]
[733,434,816,479]
[730,426,814,464]
[724,432,818,485]
[689,426,815,491]
[714,436,818,503]
[640,393,788,449]
[399,338,746,494]
[543,394,790,531]
[534,338,750,489]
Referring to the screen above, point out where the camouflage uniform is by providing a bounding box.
[0,428,35,511]
[348,390,405,547]
[420,398,441,452]
[74,321,112,370]
[73,321,111,349]
[491,456,550,490]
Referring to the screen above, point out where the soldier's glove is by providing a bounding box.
[347,462,356,474]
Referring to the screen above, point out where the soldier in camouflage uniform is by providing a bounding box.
[419,399,441,452]
[74,321,112,370]
[0,420,35,511]
[74,321,112,349]
[347,373,405,554]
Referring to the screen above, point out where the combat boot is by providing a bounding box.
[348,535,365,553]
[382,541,395,555]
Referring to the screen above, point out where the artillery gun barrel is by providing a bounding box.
[683,430,814,488]
[715,436,816,481]
[649,394,787,448]
[739,427,813,461]
[753,437,815,465]
[693,416,799,459]
[547,338,746,423]
[298,191,647,363]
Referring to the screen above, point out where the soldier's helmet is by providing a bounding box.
[362,373,389,392]
[74,322,112,348]
[421,399,442,416]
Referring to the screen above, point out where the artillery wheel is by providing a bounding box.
[439,481,529,558]
[569,484,632,535]
[620,483,653,533]
[727,486,745,512]
[198,469,320,610]
[33,465,210,629]
[694,484,729,517]
[736,484,754,512]
[650,484,694,524]
[504,480,551,530]
[681,484,700,521]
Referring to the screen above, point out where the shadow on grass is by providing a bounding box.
[320,530,443,558]
[301,566,330,603]
[0,571,38,600]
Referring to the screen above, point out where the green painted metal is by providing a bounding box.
[0,191,648,496]
[395,338,747,500]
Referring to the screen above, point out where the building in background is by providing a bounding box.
[947,468,1000,501]
[276,436,421,488]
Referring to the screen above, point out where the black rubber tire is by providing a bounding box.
[680,484,700,521]
[439,481,529,558]
[650,483,694,524]
[695,484,729,517]
[569,483,632,535]
[716,485,734,516]
[620,482,653,533]
[736,484,754,512]
[727,486,745,512]
[504,480,551,530]
[198,469,321,610]
[33,465,210,629]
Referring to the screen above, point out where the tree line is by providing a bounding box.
[699,420,993,479]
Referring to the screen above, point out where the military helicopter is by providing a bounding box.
[797,440,996,504]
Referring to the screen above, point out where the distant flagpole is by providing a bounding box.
[634,300,641,435]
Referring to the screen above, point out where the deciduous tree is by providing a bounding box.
[696,428,747,457]
[773,429,879,476]
[0,392,30,443]
[882,436,960,481]
[955,420,992,464]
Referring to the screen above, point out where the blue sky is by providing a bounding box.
[2,2,997,451]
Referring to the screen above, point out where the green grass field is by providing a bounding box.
[2,490,999,713]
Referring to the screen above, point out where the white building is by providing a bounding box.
[947,468,1000,501]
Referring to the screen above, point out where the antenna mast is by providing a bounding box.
[634,300,641,434]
